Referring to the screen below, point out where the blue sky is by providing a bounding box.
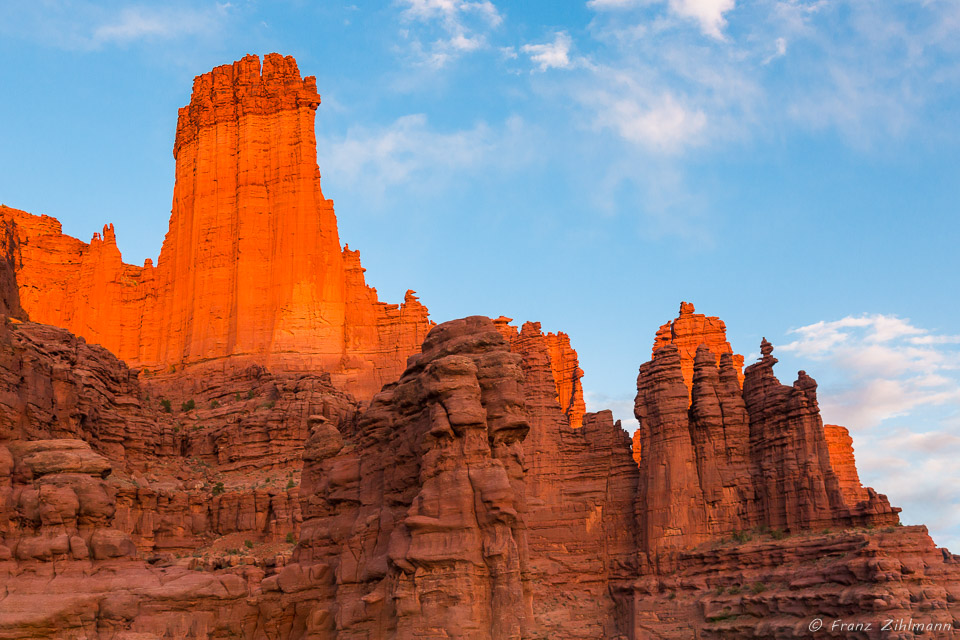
[1,0,958,547]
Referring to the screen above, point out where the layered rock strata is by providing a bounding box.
[653,301,745,391]
[503,319,638,637]
[493,317,586,429]
[1,54,433,401]
[294,316,533,638]
[1,304,957,639]
[633,338,900,572]
[1,50,958,639]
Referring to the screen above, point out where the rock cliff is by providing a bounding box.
[1,54,432,402]
[493,317,586,429]
[1,53,958,639]
[633,335,901,572]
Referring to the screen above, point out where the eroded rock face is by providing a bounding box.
[0,302,958,639]
[824,423,870,506]
[633,525,960,639]
[653,301,745,393]
[1,50,958,638]
[634,338,901,572]
[493,317,586,429]
[503,318,638,638]
[0,215,24,320]
[294,316,532,638]
[2,54,433,402]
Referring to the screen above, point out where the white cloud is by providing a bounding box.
[771,313,960,549]
[668,0,735,39]
[92,6,226,44]
[401,0,501,26]
[317,113,531,206]
[595,93,707,152]
[585,0,735,39]
[398,0,502,67]
[521,32,573,71]
[854,428,960,550]
[586,0,650,9]
[0,2,231,50]
[762,36,787,64]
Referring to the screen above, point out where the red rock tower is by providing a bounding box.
[2,54,432,399]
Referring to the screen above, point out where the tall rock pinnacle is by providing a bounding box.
[1,54,433,399]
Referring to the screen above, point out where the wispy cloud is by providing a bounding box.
[317,113,531,206]
[94,4,229,45]
[586,0,736,40]
[591,90,706,152]
[780,313,960,549]
[0,2,231,50]
[397,0,502,67]
[668,0,735,40]
[521,32,573,71]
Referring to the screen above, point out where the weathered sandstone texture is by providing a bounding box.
[653,301,745,392]
[633,337,900,572]
[493,317,586,429]
[1,299,958,638]
[1,53,432,401]
[2,52,958,639]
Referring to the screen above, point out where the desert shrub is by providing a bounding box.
[160,398,172,413]
[287,479,296,489]
[244,540,254,549]
[210,400,220,409]
[751,582,767,594]
[286,532,295,544]
[212,482,225,496]
[181,399,196,412]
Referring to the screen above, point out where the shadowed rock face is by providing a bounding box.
[633,338,900,572]
[1,54,959,640]
[1,298,958,638]
[1,54,432,402]
[0,216,24,320]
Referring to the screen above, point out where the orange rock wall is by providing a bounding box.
[2,55,432,401]
[653,301,745,392]
[824,423,870,506]
[493,317,586,428]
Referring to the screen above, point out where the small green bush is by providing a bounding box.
[286,479,296,489]
[750,582,767,594]
[770,528,785,540]
[212,481,225,496]
[160,398,172,413]
[286,532,295,544]
[244,540,254,549]
[727,586,741,595]
[264,400,276,409]
[235,392,242,401]
[181,399,196,412]
[247,389,255,399]
[210,400,220,409]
